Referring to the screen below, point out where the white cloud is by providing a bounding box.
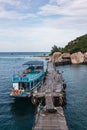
[0,0,21,6]
[0,0,36,19]
[49,0,70,5]
[38,0,87,16]
[0,26,85,52]
[38,4,61,15]
[0,0,87,51]
[37,0,87,30]
[0,7,36,19]
[0,0,32,10]
[42,16,87,30]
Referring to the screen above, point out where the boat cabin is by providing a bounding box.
[10,61,45,97]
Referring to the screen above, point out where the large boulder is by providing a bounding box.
[51,52,62,62]
[62,53,71,59]
[84,52,87,63]
[49,56,52,62]
[71,52,84,64]
[57,53,71,62]
[58,55,63,62]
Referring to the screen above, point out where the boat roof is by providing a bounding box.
[23,60,44,66]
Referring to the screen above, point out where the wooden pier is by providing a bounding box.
[33,62,68,130]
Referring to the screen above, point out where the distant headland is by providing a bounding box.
[49,34,87,65]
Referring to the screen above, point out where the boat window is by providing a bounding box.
[19,82,29,90]
[36,66,42,70]
[37,79,40,84]
[34,80,37,86]
[31,82,33,88]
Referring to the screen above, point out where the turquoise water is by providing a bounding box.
[0,52,87,130]
[57,65,87,130]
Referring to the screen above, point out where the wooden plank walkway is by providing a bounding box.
[45,92,54,111]
[33,62,68,130]
[33,107,68,130]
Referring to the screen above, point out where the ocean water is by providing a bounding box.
[57,65,87,130]
[0,52,49,58]
[0,57,36,130]
[0,52,87,130]
[0,52,49,130]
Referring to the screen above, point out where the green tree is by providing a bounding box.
[50,45,63,55]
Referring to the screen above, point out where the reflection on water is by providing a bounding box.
[10,98,36,130]
[11,98,34,115]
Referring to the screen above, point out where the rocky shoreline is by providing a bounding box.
[50,52,87,65]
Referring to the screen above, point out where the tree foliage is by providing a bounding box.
[50,45,63,55]
[50,34,87,55]
[62,34,87,53]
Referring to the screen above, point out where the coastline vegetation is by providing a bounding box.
[50,34,87,55]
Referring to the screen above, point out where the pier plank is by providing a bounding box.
[33,62,68,130]
[45,93,54,111]
[33,107,68,130]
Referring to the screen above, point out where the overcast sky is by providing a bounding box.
[0,0,87,52]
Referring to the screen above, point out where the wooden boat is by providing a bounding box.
[10,60,47,97]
